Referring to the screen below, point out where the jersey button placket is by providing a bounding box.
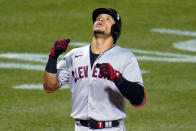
[88,67,93,118]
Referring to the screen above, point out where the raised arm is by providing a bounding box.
[43,39,70,93]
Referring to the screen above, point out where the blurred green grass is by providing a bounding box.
[0,0,196,130]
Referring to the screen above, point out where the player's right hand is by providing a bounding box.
[49,39,70,59]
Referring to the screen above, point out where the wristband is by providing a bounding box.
[45,57,57,73]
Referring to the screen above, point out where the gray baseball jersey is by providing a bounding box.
[57,44,143,121]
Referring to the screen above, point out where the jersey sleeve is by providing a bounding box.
[121,54,146,107]
[57,51,73,87]
[122,55,143,85]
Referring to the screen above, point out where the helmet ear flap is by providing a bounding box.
[111,24,120,44]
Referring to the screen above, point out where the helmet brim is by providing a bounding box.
[92,8,118,23]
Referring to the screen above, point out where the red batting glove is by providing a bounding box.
[96,63,121,81]
[49,39,70,59]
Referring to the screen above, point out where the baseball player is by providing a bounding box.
[43,8,146,131]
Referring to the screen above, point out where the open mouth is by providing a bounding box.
[96,22,103,26]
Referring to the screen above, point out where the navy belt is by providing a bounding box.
[77,119,119,129]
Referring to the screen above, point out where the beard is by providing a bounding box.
[93,30,104,37]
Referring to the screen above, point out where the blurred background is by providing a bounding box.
[0,0,196,130]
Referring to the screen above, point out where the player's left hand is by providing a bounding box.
[96,63,121,81]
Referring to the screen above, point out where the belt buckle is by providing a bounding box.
[88,120,104,129]
[98,121,103,129]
